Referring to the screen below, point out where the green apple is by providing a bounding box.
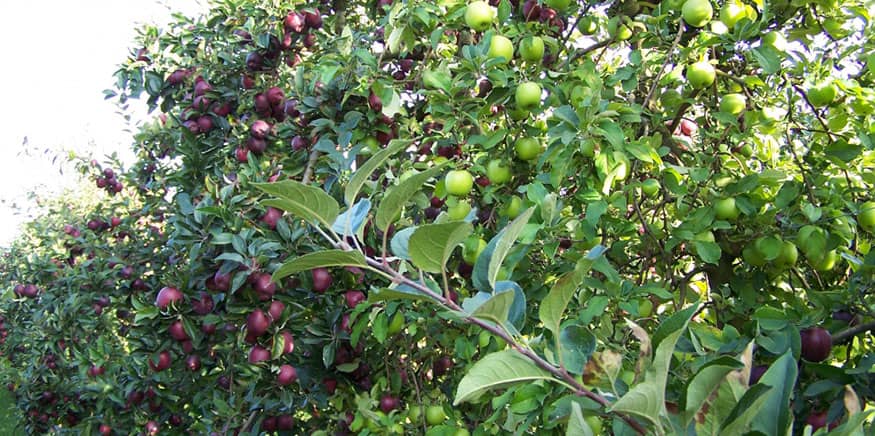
[445,170,474,196]
[407,405,422,422]
[487,35,513,63]
[577,16,598,35]
[514,137,542,161]
[447,199,472,220]
[720,93,746,115]
[858,201,875,232]
[742,243,766,266]
[638,298,654,317]
[812,250,838,271]
[686,61,716,89]
[584,415,603,435]
[453,429,470,436]
[762,31,787,52]
[515,82,542,111]
[478,330,491,347]
[518,36,544,62]
[486,159,512,185]
[607,16,632,41]
[807,81,837,108]
[797,225,827,259]
[464,1,495,31]
[774,241,798,269]
[641,179,660,197]
[387,311,404,335]
[462,237,487,265]
[682,0,713,28]
[502,195,523,218]
[719,0,746,28]
[713,197,739,221]
[661,88,683,110]
[425,405,447,425]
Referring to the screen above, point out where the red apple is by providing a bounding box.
[277,364,298,385]
[156,286,183,309]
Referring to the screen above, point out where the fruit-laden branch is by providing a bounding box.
[832,320,875,344]
[350,248,649,434]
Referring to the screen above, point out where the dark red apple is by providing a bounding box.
[247,137,267,154]
[261,207,283,229]
[368,91,383,112]
[268,300,285,320]
[99,424,112,435]
[284,12,305,33]
[305,10,322,28]
[191,292,214,315]
[247,309,271,337]
[185,354,201,371]
[249,345,271,363]
[266,87,285,106]
[379,393,400,413]
[311,268,332,292]
[261,416,277,432]
[344,290,366,308]
[323,378,337,394]
[156,286,183,309]
[800,327,832,362]
[277,414,295,430]
[433,355,453,377]
[253,272,278,298]
[250,120,271,139]
[149,351,172,372]
[196,115,213,133]
[278,330,295,354]
[145,420,159,435]
[277,364,298,385]
[806,410,828,430]
[242,74,255,89]
[168,320,189,341]
[246,51,265,71]
[235,147,249,163]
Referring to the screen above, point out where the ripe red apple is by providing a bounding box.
[261,207,283,229]
[266,86,285,106]
[155,286,183,309]
[268,300,285,320]
[145,420,159,435]
[246,52,265,71]
[284,12,306,33]
[185,354,201,371]
[800,327,832,362]
[247,309,271,337]
[368,91,383,112]
[201,323,217,335]
[379,393,400,413]
[242,74,255,89]
[262,416,277,431]
[249,345,271,363]
[250,120,271,139]
[277,364,298,385]
[168,320,189,341]
[305,10,323,28]
[311,268,332,292]
[253,272,277,299]
[149,350,172,372]
[433,355,453,377]
[344,290,366,308]
[276,414,295,430]
[99,424,112,435]
[235,147,249,163]
[191,292,214,315]
[247,137,267,154]
[278,330,295,354]
[806,410,828,430]
[196,115,213,133]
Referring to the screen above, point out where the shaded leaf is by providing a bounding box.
[453,350,554,405]
[273,250,366,281]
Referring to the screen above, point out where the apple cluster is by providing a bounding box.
[94,167,123,195]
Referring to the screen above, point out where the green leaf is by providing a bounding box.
[369,284,434,303]
[331,199,371,238]
[375,162,448,231]
[272,250,367,281]
[682,356,744,426]
[494,280,526,329]
[610,304,697,425]
[720,384,773,434]
[559,324,596,375]
[409,221,473,273]
[390,227,416,260]
[540,247,604,343]
[751,350,798,436]
[345,139,410,205]
[693,240,721,265]
[567,401,594,436]
[254,181,339,229]
[453,350,554,405]
[825,140,863,163]
[470,290,515,325]
[472,208,536,291]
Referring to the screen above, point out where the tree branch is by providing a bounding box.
[832,320,875,344]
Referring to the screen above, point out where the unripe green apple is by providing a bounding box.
[713,197,739,221]
[638,298,654,317]
[607,17,632,41]
[720,93,746,115]
[812,250,838,271]
[858,201,875,232]
[584,415,604,435]
[762,31,787,52]
[641,179,660,197]
[545,0,571,11]
[807,81,837,108]
[682,0,713,28]
[577,16,598,34]
[774,241,798,269]
[486,159,512,185]
[719,0,746,28]
[462,237,487,265]
[686,61,716,89]
[447,200,472,220]
[425,405,447,425]
[514,137,542,161]
[518,36,544,62]
[502,195,523,218]
[487,35,513,63]
[387,311,404,334]
[464,1,495,31]
[445,170,474,196]
[515,82,542,111]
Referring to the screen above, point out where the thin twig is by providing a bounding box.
[302,149,321,184]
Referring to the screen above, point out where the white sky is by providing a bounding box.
[0,1,205,246]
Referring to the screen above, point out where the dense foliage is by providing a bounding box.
[2,0,875,434]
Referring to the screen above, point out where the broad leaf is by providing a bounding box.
[255,181,340,229]
[540,246,605,340]
[751,350,797,436]
[610,304,697,426]
[453,350,553,405]
[409,221,473,273]
[720,384,773,434]
[472,208,535,291]
[331,199,370,238]
[272,250,366,281]
[682,356,744,426]
[559,323,596,375]
[567,401,594,436]
[344,139,409,205]
[390,227,416,260]
[369,284,435,303]
[375,162,448,231]
[494,280,526,329]
[470,290,515,326]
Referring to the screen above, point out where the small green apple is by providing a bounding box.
[713,197,739,221]
[502,195,523,218]
[486,159,512,185]
[514,137,542,161]
[807,81,837,108]
[464,1,495,31]
[518,36,544,62]
[445,170,474,196]
[719,0,746,28]
[682,0,713,28]
[425,405,447,425]
[487,35,513,63]
[720,93,746,115]
[447,199,471,220]
[641,179,660,197]
[462,237,487,265]
[686,61,716,89]
[515,81,542,111]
